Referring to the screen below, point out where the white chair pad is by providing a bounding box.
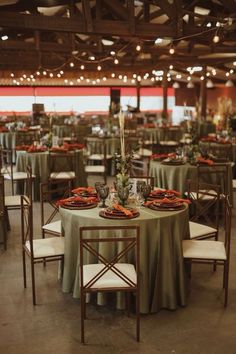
[4,171,28,180]
[5,195,29,207]
[182,240,226,260]
[88,154,112,160]
[160,141,178,146]
[42,220,61,235]
[189,221,217,239]
[190,191,217,200]
[82,263,137,289]
[50,171,75,179]
[85,165,105,173]
[25,237,64,258]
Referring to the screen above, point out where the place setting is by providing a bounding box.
[56,194,98,210]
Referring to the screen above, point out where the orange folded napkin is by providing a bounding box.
[50,146,68,152]
[196,156,214,165]
[56,195,97,206]
[112,204,133,216]
[151,189,180,196]
[145,197,190,206]
[63,143,85,150]
[150,153,168,160]
[27,145,47,153]
[15,145,30,151]
[217,139,231,144]
[72,186,96,194]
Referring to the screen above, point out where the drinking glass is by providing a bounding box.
[117,185,130,206]
[141,184,152,202]
[97,185,109,208]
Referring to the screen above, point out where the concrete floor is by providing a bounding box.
[1,180,236,354]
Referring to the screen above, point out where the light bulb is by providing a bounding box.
[114,58,119,64]
[136,44,141,51]
[213,35,220,43]
[169,47,175,55]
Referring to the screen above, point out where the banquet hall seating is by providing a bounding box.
[48,151,76,185]
[182,195,232,307]
[84,137,111,184]
[40,181,72,238]
[199,141,233,162]
[21,195,64,305]
[187,181,220,240]
[1,147,30,195]
[4,165,33,239]
[79,225,140,343]
[130,159,150,177]
[16,130,39,146]
[0,174,7,250]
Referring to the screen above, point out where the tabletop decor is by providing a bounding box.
[56,195,98,209]
[99,204,140,219]
[114,110,132,206]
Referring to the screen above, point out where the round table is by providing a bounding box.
[16,149,87,200]
[149,160,233,201]
[60,204,190,314]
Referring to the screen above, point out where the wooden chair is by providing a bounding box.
[130,158,150,177]
[1,147,29,195]
[48,151,76,184]
[0,174,7,250]
[84,137,111,184]
[80,225,140,343]
[187,180,220,240]
[208,142,233,162]
[40,181,72,238]
[5,165,33,231]
[21,195,64,305]
[182,195,232,307]
[197,163,230,197]
[129,175,155,190]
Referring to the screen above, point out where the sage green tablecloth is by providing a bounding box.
[16,150,87,201]
[60,205,190,314]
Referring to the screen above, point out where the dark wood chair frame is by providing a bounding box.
[80,225,140,343]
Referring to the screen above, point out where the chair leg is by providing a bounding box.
[30,259,36,305]
[136,289,140,342]
[81,292,86,344]
[223,263,229,307]
[22,250,27,288]
[125,292,130,317]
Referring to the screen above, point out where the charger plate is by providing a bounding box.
[99,207,140,219]
[61,201,97,210]
[146,202,185,211]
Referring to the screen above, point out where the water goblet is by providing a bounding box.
[117,185,130,207]
[97,185,109,208]
[141,184,152,202]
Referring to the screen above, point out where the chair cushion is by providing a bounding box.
[85,165,105,173]
[233,179,236,190]
[50,171,75,179]
[88,154,112,160]
[138,148,152,157]
[189,221,217,239]
[4,171,29,180]
[5,195,29,207]
[42,220,61,235]
[25,237,64,258]
[189,191,217,200]
[182,240,226,260]
[82,263,137,289]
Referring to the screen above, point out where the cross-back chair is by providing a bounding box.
[80,225,140,343]
[182,195,232,307]
[84,137,111,184]
[21,195,65,305]
[1,147,29,195]
[187,180,220,240]
[48,151,76,184]
[40,180,72,238]
[5,165,33,232]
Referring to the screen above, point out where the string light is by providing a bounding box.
[80,65,85,70]
[97,65,102,71]
[114,58,119,64]
[136,44,141,51]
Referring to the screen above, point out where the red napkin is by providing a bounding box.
[27,145,47,153]
[56,195,97,206]
[151,189,180,196]
[112,204,133,216]
[50,146,68,152]
[15,145,30,151]
[72,186,96,194]
[151,153,168,160]
[196,156,214,165]
[63,143,85,150]
[201,136,217,142]
[145,197,190,206]
[0,127,9,132]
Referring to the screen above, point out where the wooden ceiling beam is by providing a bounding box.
[102,0,128,20]
[82,0,93,32]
